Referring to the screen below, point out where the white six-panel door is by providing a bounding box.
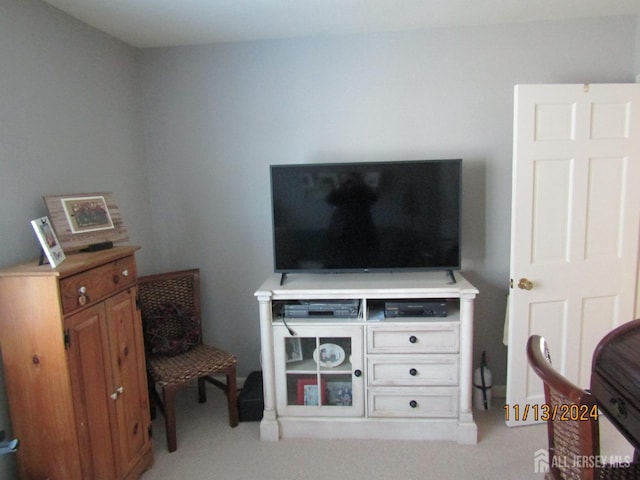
[505,84,640,426]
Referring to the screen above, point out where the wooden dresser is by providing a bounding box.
[0,246,153,479]
[591,318,640,453]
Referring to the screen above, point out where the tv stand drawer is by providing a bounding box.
[367,324,460,354]
[368,355,459,386]
[367,387,459,418]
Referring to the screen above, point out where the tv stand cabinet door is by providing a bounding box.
[273,324,364,417]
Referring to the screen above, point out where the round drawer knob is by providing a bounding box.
[77,286,88,305]
[409,368,418,376]
[122,269,129,277]
[113,274,120,284]
[409,335,417,344]
[409,400,418,408]
[354,369,362,378]
[611,398,627,419]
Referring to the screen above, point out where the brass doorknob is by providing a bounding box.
[518,278,534,290]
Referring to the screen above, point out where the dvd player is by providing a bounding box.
[284,300,360,318]
[385,300,447,318]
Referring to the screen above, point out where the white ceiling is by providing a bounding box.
[41,0,640,48]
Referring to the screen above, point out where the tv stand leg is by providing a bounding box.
[280,273,288,286]
[446,270,456,284]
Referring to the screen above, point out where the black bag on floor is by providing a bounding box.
[238,371,264,422]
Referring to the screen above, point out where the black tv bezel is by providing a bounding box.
[269,158,463,275]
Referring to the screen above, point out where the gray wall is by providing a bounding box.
[0,0,154,476]
[139,16,638,384]
[0,0,154,270]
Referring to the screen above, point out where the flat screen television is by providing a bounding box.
[270,159,462,277]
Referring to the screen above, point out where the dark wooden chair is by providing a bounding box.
[526,335,640,479]
[138,269,238,452]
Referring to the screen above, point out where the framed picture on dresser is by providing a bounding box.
[30,216,65,267]
[44,192,129,251]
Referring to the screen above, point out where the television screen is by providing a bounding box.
[270,159,461,273]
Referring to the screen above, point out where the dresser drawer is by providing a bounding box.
[368,387,458,418]
[591,371,640,446]
[60,255,137,314]
[368,355,459,387]
[367,323,459,354]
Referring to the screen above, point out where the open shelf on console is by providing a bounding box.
[366,298,460,322]
[273,299,364,322]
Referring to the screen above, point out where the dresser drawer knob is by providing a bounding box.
[409,400,418,408]
[611,397,628,419]
[77,286,88,306]
[409,368,418,376]
[409,335,417,344]
[354,369,362,378]
[122,269,129,277]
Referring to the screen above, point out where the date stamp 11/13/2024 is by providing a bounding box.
[504,403,599,422]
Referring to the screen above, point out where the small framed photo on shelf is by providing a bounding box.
[296,376,327,406]
[285,338,303,363]
[31,216,66,267]
[326,381,352,406]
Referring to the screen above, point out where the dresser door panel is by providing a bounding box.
[105,288,151,475]
[66,303,119,479]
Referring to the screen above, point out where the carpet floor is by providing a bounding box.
[142,386,634,480]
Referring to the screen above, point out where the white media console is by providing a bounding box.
[255,271,479,443]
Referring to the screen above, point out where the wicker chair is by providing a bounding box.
[526,335,640,479]
[138,269,238,452]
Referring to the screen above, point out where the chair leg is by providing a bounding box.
[198,377,207,403]
[226,367,239,427]
[163,384,179,452]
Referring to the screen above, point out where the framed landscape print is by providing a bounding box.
[44,192,129,251]
[31,216,66,267]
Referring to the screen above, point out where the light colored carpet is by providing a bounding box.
[142,386,634,480]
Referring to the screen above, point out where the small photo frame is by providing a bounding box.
[326,381,353,406]
[296,376,327,406]
[31,216,66,267]
[44,192,129,251]
[285,338,303,363]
